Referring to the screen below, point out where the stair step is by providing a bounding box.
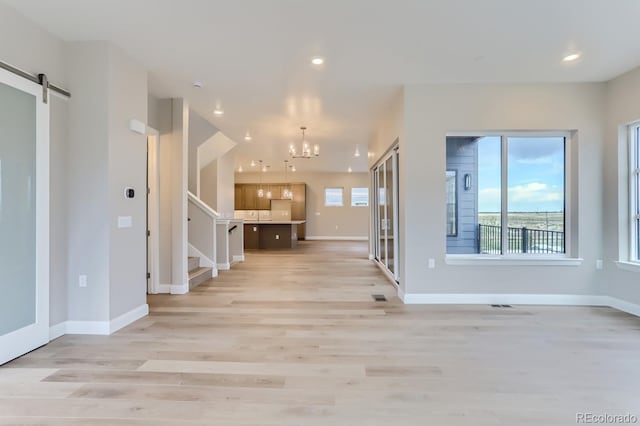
[188,256,200,273]
[189,266,212,289]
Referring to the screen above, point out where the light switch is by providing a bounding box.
[118,216,133,228]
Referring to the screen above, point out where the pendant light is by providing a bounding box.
[282,160,293,199]
[257,160,265,198]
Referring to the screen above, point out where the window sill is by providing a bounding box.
[445,255,583,267]
[615,261,640,272]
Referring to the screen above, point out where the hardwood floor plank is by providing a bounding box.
[2,241,639,425]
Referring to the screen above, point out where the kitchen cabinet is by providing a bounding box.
[235,182,307,240]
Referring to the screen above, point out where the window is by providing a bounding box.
[630,123,640,262]
[324,187,343,206]
[351,187,369,206]
[446,171,457,236]
[446,133,567,256]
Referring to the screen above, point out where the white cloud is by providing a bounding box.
[508,182,562,203]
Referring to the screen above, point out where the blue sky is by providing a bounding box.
[477,136,565,213]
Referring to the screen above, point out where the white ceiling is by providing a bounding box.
[6,0,640,172]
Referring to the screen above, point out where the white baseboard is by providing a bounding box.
[368,254,375,260]
[233,254,245,262]
[217,262,231,270]
[49,322,66,340]
[109,304,149,334]
[64,320,110,335]
[171,283,189,295]
[51,304,149,337]
[399,292,608,306]
[396,292,640,318]
[157,284,172,294]
[305,236,368,241]
[607,296,640,317]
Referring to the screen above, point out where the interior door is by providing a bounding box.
[0,68,50,365]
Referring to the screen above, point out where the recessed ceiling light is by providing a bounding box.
[213,108,224,116]
[563,53,581,62]
[193,81,203,88]
[244,132,252,141]
[311,57,324,65]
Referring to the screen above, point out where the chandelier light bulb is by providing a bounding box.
[354,144,360,157]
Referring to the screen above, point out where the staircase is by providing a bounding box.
[188,256,212,289]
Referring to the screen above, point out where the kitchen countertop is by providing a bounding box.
[244,220,306,225]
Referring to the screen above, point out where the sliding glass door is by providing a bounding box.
[372,145,399,283]
[0,68,49,365]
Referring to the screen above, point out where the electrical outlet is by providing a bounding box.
[596,259,603,270]
[275,234,280,240]
[428,259,435,269]
[79,275,87,287]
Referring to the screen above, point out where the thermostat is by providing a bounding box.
[124,187,135,199]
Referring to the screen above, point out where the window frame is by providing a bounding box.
[446,170,458,237]
[324,187,344,207]
[629,123,640,263]
[445,130,574,261]
[351,187,369,207]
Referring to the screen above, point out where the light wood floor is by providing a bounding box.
[2,241,640,425]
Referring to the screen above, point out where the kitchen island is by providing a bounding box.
[243,220,306,249]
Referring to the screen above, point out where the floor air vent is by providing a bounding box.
[491,304,513,308]
[372,294,387,302]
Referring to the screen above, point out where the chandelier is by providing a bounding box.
[289,126,319,159]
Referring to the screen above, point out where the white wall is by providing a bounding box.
[370,89,405,282]
[217,152,235,218]
[200,160,218,209]
[66,42,111,321]
[399,83,606,296]
[603,66,640,306]
[148,96,174,288]
[0,2,69,327]
[49,95,69,326]
[235,172,370,238]
[106,44,148,319]
[188,110,217,195]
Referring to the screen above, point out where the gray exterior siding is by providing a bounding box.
[446,137,479,254]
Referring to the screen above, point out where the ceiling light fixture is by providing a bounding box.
[348,166,352,173]
[213,108,224,116]
[289,126,319,159]
[193,81,203,88]
[238,165,243,173]
[563,53,581,62]
[354,144,361,157]
[250,160,256,167]
[291,165,296,172]
[244,132,252,141]
[257,160,269,198]
[311,57,324,65]
[282,160,293,199]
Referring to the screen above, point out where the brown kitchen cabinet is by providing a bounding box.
[235,182,307,240]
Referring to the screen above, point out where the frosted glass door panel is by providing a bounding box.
[0,81,37,336]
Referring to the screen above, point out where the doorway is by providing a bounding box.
[372,144,399,283]
[146,130,160,294]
